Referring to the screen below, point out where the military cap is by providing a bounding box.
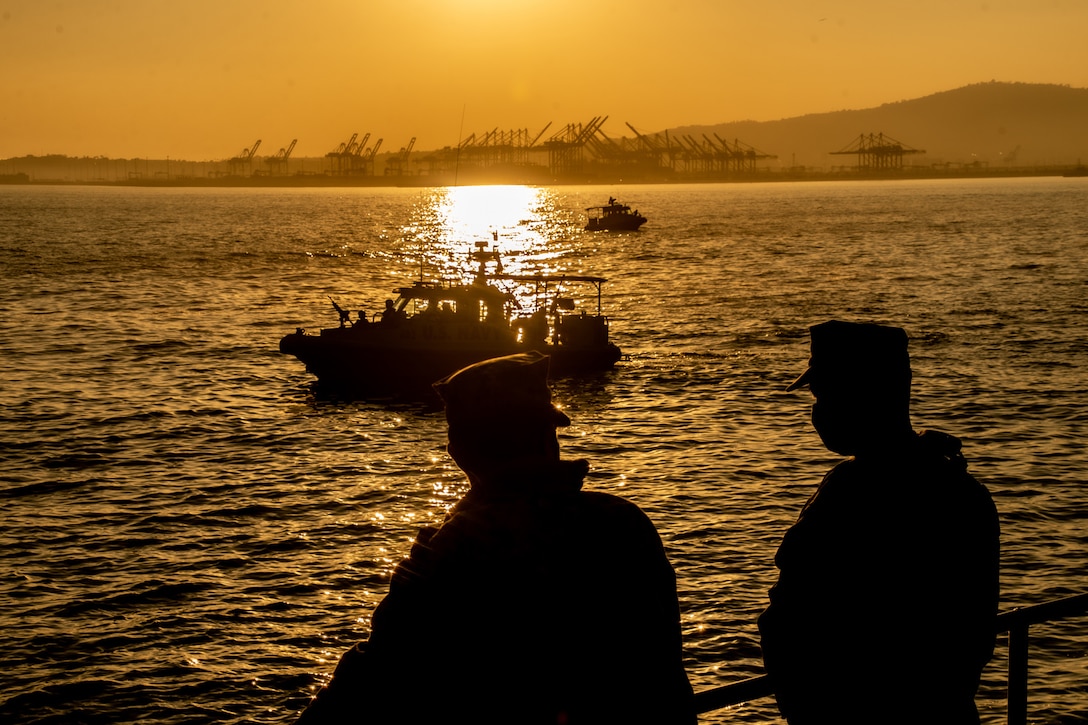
[787,320,911,392]
[433,351,571,428]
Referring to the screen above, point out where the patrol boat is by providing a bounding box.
[279,242,622,396]
[584,197,647,231]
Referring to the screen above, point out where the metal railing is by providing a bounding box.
[693,592,1088,724]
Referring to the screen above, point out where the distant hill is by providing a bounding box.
[8,82,1085,183]
[663,82,1088,169]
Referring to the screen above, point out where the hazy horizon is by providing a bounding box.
[3,0,1087,161]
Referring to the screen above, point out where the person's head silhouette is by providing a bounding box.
[787,320,913,457]
[433,351,578,492]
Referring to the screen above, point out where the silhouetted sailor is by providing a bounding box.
[758,321,1000,725]
[380,299,403,325]
[296,351,694,724]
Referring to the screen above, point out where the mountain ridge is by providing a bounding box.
[661,82,1088,168]
[5,82,1086,182]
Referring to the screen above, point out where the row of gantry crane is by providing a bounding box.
[225,123,922,177]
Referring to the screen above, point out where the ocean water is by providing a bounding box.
[1,178,1086,724]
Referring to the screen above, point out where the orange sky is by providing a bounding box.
[2,0,1086,161]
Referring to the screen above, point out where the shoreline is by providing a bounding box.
[2,164,1084,188]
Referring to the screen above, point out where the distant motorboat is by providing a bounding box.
[584,197,647,231]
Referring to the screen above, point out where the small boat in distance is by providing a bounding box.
[279,241,622,398]
[584,197,647,231]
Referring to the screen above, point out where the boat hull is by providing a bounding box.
[279,320,621,398]
[584,215,646,232]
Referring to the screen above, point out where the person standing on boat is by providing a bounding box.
[758,321,1000,725]
[380,299,403,325]
[295,351,694,724]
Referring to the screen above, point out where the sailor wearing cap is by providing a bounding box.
[759,321,1000,725]
[785,320,914,457]
[432,350,580,496]
[296,351,694,725]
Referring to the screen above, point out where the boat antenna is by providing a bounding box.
[454,104,466,187]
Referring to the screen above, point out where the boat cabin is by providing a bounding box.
[390,280,515,325]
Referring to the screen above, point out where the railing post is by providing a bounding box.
[1007,623,1029,725]
[692,592,1088,719]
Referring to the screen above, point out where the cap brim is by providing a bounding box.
[785,367,812,392]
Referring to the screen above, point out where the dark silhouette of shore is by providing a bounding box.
[2,160,1084,188]
[3,83,1085,185]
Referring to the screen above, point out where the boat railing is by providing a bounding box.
[692,591,1088,724]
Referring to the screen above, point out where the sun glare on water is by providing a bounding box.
[413,184,569,280]
[434,185,543,245]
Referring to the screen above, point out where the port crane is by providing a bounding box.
[346,132,371,174]
[265,139,297,176]
[384,137,416,176]
[831,133,924,170]
[543,116,608,175]
[357,137,382,175]
[228,139,261,176]
[626,123,677,169]
[326,133,357,175]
